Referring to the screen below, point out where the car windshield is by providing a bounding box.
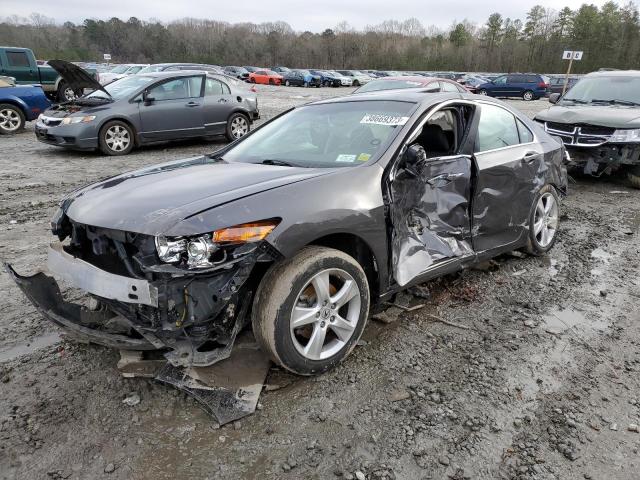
[561,76,640,105]
[356,79,426,93]
[87,75,156,100]
[108,65,130,74]
[222,100,416,168]
[137,65,165,74]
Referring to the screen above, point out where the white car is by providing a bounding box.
[326,70,353,86]
[336,70,373,87]
[99,64,149,85]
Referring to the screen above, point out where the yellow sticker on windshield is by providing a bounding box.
[357,153,371,162]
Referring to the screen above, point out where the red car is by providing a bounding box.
[353,76,468,94]
[248,70,283,85]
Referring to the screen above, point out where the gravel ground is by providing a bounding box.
[1,87,639,480]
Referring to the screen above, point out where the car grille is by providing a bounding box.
[544,122,615,147]
[40,115,63,127]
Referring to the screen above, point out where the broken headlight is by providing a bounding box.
[610,129,640,143]
[155,219,280,269]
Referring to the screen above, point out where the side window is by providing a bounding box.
[205,78,223,95]
[517,119,534,143]
[441,81,459,93]
[256,71,266,75]
[476,104,520,152]
[507,75,520,83]
[7,51,30,67]
[149,76,202,101]
[493,76,507,85]
[424,82,440,93]
[221,82,230,94]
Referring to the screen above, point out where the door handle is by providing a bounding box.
[522,151,540,164]
[218,98,228,103]
[186,101,200,107]
[427,172,465,187]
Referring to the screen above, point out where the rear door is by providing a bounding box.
[203,77,235,135]
[139,75,205,141]
[471,102,543,251]
[506,75,524,96]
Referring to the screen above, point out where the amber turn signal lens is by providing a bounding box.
[212,220,279,244]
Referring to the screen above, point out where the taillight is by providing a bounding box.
[538,82,549,88]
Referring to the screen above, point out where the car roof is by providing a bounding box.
[135,70,220,79]
[585,69,640,77]
[374,76,438,83]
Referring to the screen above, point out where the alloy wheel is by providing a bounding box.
[0,108,21,132]
[290,268,361,361]
[105,125,131,152]
[64,87,78,101]
[523,91,534,101]
[533,192,558,247]
[230,116,249,138]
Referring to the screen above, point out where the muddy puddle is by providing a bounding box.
[0,331,61,363]
[542,308,608,335]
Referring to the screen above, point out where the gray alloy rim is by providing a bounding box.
[479,89,487,95]
[64,87,78,101]
[290,268,361,361]
[0,108,21,131]
[230,116,248,138]
[533,192,559,248]
[105,125,131,152]
[524,91,534,101]
[285,80,290,86]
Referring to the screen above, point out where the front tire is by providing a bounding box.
[285,80,291,86]
[478,89,488,96]
[98,120,134,156]
[525,185,560,255]
[0,104,25,134]
[627,165,640,189]
[225,112,250,141]
[352,80,360,87]
[252,246,370,376]
[522,90,534,101]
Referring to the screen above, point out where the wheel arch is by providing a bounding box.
[305,232,380,303]
[98,117,139,146]
[0,98,29,118]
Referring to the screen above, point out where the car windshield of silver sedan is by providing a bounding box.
[222,100,416,168]
[87,75,156,100]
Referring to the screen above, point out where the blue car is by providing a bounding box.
[309,70,342,87]
[0,79,51,134]
[477,73,550,101]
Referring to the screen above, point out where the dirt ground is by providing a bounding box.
[1,87,639,480]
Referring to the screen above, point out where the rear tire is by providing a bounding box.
[352,80,360,87]
[285,80,291,86]
[56,81,81,102]
[98,120,134,156]
[252,246,370,376]
[0,103,25,134]
[522,90,534,101]
[225,112,250,141]
[525,185,560,255]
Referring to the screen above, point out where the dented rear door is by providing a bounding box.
[390,154,473,287]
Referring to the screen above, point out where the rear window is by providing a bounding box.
[6,51,30,67]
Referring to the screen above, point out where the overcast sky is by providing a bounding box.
[4,0,615,32]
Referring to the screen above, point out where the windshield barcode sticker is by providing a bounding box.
[360,114,409,126]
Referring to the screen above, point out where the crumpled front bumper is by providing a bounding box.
[5,263,155,350]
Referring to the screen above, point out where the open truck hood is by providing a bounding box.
[62,156,330,235]
[47,60,110,98]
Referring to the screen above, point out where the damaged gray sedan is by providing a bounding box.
[7,91,568,376]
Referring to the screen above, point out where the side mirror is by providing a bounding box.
[143,90,155,105]
[403,144,427,166]
[549,93,561,104]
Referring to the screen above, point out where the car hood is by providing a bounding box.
[534,104,640,129]
[62,156,331,235]
[48,60,111,98]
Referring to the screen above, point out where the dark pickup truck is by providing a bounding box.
[0,47,98,102]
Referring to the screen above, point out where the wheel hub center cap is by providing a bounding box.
[320,308,331,319]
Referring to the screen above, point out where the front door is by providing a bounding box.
[388,106,474,286]
[471,102,543,251]
[139,75,205,141]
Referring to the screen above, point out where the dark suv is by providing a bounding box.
[477,73,550,101]
[534,70,640,187]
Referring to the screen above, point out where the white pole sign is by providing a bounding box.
[103,53,111,61]
[561,50,583,95]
